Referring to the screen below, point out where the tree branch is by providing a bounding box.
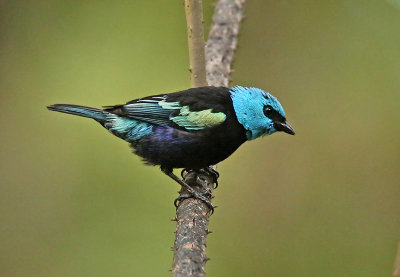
[206,0,247,87]
[172,1,246,276]
[172,171,213,277]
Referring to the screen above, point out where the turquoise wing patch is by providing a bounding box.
[105,114,153,141]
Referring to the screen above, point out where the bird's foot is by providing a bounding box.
[199,167,219,189]
[174,190,215,215]
[181,167,220,189]
[162,166,214,214]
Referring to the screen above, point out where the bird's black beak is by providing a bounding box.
[274,121,295,135]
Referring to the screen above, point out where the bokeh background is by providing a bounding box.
[1,1,400,276]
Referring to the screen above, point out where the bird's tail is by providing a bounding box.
[47,104,108,121]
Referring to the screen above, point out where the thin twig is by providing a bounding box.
[172,1,246,276]
[184,0,207,87]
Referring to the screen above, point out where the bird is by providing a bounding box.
[48,86,295,211]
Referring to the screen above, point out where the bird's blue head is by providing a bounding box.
[230,86,295,140]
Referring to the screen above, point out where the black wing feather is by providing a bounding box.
[104,86,232,129]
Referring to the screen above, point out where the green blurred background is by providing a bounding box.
[1,1,399,276]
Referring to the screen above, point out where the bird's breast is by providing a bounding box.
[132,122,246,169]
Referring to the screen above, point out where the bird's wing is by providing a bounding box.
[104,87,231,131]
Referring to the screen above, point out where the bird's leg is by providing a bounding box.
[162,166,214,213]
[198,166,219,189]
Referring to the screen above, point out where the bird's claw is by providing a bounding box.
[181,167,220,189]
[175,167,217,214]
[196,175,208,187]
[199,167,220,189]
[181,168,189,179]
[181,169,207,187]
[174,191,215,214]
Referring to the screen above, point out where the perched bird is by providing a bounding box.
[48,86,295,210]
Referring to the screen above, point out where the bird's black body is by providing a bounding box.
[134,121,246,169]
[102,87,247,170]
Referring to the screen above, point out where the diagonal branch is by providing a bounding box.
[171,1,247,276]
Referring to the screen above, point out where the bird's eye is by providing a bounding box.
[263,105,274,118]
